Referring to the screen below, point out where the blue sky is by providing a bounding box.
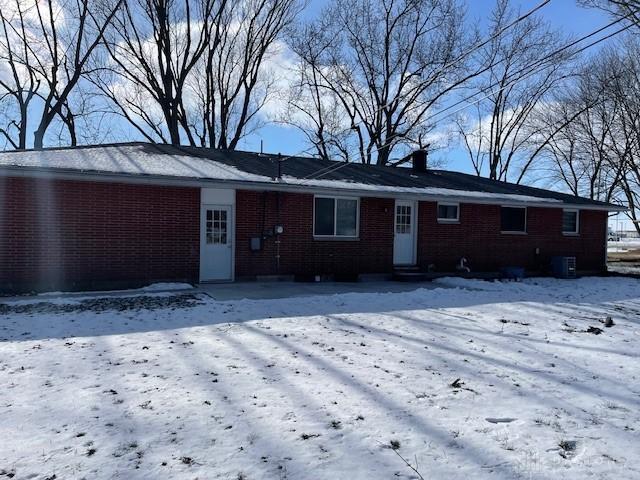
[237,0,612,174]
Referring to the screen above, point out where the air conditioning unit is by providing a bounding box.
[551,256,576,279]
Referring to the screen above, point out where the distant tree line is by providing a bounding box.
[0,0,638,230]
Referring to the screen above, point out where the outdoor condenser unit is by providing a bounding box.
[551,256,577,279]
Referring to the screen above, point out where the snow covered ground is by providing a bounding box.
[1,277,639,479]
[608,263,640,275]
[608,238,640,253]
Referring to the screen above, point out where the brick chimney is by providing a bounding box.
[411,149,428,173]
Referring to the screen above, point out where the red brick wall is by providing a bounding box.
[235,190,394,278]
[0,177,199,292]
[417,202,607,273]
[0,177,608,292]
[236,192,607,277]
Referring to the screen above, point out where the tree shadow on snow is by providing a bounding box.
[1,277,639,342]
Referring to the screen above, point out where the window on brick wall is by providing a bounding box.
[314,196,359,238]
[501,206,527,233]
[562,209,579,234]
[437,203,459,222]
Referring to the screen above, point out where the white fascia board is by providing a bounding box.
[0,166,627,213]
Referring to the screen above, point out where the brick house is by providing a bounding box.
[0,143,623,293]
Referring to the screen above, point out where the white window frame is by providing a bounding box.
[562,209,580,235]
[500,206,527,234]
[437,202,460,223]
[313,195,360,239]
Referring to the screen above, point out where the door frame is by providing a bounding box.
[200,188,236,283]
[393,199,418,266]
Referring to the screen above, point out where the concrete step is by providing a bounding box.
[392,270,428,282]
[393,265,421,272]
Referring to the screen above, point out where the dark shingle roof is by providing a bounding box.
[0,142,623,210]
[172,144,617,209]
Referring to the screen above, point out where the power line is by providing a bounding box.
[429,12,637,124]
[270,0,554,169]
[309,0,554,157]
[297,12,637,183]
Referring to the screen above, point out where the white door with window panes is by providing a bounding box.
[200,205,233,281]
[393,200,417,265]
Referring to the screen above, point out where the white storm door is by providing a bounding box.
[393,200,417,266]
[200,205,233,281]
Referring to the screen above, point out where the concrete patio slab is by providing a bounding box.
[197,280,442,301]
[1,280,444,303]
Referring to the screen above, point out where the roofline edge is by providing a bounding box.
[0,166,627,212]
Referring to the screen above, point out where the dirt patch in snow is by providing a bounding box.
[0,293,203,315]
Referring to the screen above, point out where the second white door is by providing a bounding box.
[393,200,417,265]
[200,204,233,281]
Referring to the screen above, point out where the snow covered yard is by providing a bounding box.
[608,238,640,275]
[1,278,639,480]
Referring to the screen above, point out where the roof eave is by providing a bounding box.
[0,165,627,212]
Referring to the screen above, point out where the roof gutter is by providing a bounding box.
[0,165,628,213]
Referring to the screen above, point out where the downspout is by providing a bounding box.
[604,215,607,273]
[276,153,283,273]
[276,191,281,273]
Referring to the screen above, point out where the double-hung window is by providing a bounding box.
[501,206,527,233]
[314,196,359,238]
[562,209,579,234]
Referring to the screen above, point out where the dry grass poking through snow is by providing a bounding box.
[1,277,639,479]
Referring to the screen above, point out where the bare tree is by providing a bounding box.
[96,0,297,148]
[539,42,640,233]
[0,0,121,149]
[455,0,572,181]
[608,39,640,234]
[33,0,122,148]
[0,1,41,149]
[186,0,301,149]
[539,74,623,201]
[287,0,478,166]
[96,0,227,145]
[580,1,640,29]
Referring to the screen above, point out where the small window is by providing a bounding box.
[501,207,526,233]
[562,209,579,234]
[437,203,459,222]
[314,197,359,237]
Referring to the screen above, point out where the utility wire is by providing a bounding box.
[429,13,636,124]
[297,10,637,184]
[268,0,554,169]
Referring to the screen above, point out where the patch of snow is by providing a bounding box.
[1,277,639,479]
[608,264,640,275]
[140,282,194,292]
[0,144,268,182]
[0,144,568,205]
[282,175,563,203]
[608,238,640,253]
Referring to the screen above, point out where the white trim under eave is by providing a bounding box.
[0,166,628,213]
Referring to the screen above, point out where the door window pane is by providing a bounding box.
[206,209,228,244]
[396,205,411,234]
